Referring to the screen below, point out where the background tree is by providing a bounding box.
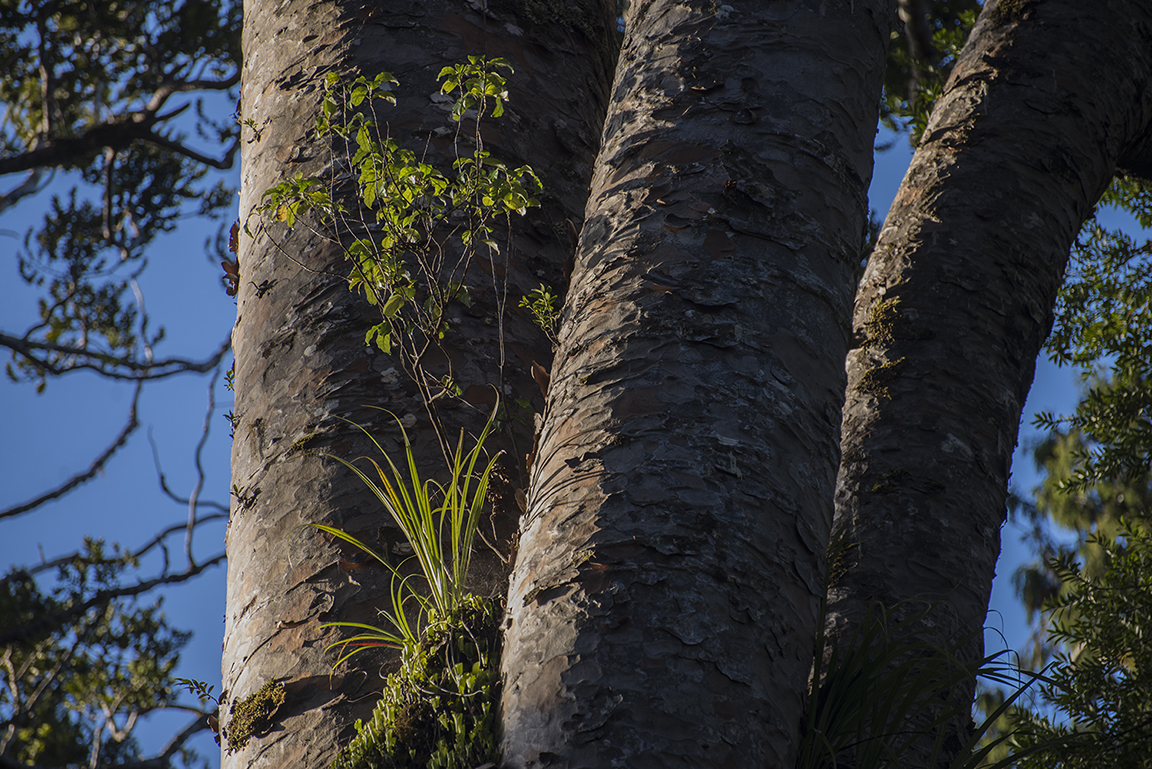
[1,0,239,765]
[976,176,1152,767]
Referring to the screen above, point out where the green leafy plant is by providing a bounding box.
[1001,519,1152,768]
[306,403,503,768]
[519,283,560,347]
[331,593,502,769]
[252,59,540,421]
[308,402,502,667]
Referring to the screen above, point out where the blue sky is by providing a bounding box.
[0,125,1087,764]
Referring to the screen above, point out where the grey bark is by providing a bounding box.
[828,0,1152,763]
[223,1,615,766]
[500,1,894,766]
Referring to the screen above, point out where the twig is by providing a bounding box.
[0,381,142,521]
[185,365,222,567]
[0,334,230,381]
[0,554,225,647]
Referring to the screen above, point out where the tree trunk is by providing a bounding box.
[499,1,893,766]
[223,1,616,766]
[828,0,1152,762]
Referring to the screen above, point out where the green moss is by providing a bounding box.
[223,679,286,753]
[287,432,322,456]
[855,356,905,401]
[862,296,901,350]
[331,594,502,769]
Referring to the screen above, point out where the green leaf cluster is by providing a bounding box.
[881,1,980,144]
[996,521,1152,768]
[312,404,501,666]
[1034,177,1152,487]
[519,283,560,347]
[307,405,503,768]
[2,0,240,388]
[255,60,540,364]
[437,56,513,122]
[0,0,239,151]
[1,538,196,768]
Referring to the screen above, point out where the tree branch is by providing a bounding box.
[0,70,239,176]
[0,554,225,647]
[0,333,230,381]
[145,131,239,170]
[0,513,227,589]
[0,382,142,521]
[0,711,212,769]
[0,168,51,215]
[185,367,222,567]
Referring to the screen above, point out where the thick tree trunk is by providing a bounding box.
[223,1,615,766]
[500,1,893,766]
[829,0,1152,762]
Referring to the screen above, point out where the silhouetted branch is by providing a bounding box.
[0,334,230,381]
[185,366,222,566]
[0,710,213,769]
[0,382,142,521]
[0,168,51,215]
[0,554,225,647]
[0,513,227,590]
[0,72,239,176]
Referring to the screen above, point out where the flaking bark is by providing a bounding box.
[829,0,1152,763]
[500,1,893,766]
[223,2,615,766]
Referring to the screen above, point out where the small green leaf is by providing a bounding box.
[381,292,407,319]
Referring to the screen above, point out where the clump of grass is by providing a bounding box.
[306,404,504,768]
[800,600,1065,769]
[310,404,501,661]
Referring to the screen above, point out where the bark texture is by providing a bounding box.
[829,0,1152,761]
[501,1,893,766]
[223,1,615,766]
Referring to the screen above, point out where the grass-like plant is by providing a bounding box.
[307,403,501,668]
[799,600,1069,769]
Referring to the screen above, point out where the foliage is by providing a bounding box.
[1034,177,1152,487]
[330,594,501,769]
[1009,427,1152,639]
[254,59,540,404]
[979,176,1152,766]
[881,1,980,144]
[799,601,1062,769]
[308,405,503,768]
[1,0,240,388]
[990,521,1152,767]
[313,402,501,665]
[518,284,560,347]
[0,539,198,767]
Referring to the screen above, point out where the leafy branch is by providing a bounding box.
[251,58,541,452]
